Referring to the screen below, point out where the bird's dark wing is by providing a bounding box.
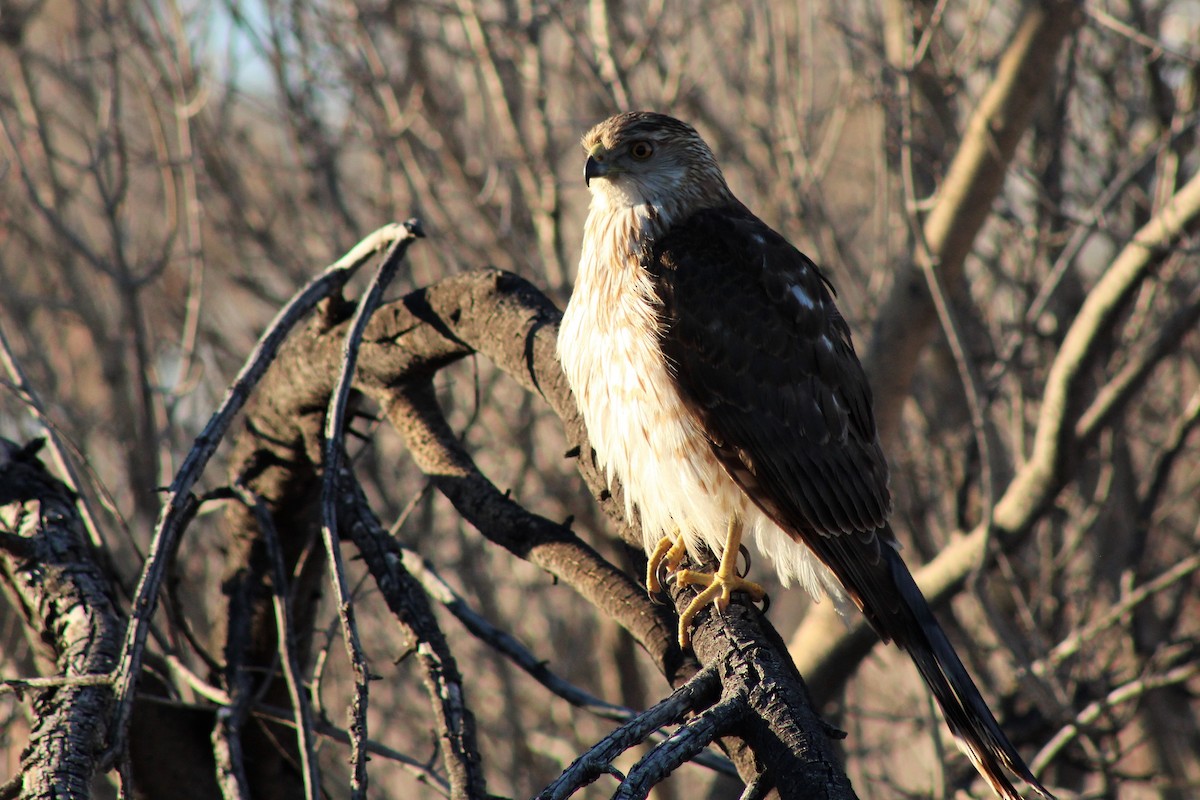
[647,203,1054,800]
[647,204,895,605]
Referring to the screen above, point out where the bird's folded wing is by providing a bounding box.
[647,204,897,613]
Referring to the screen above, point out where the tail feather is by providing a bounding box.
[883,549,1055,800]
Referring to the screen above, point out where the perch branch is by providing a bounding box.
[231,266,857,793]
[355,273,850,792]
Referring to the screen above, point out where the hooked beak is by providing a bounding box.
[584,154,606,187]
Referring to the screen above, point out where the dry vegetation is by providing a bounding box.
[1,0,1199,798]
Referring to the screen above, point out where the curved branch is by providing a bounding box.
[999,166,1200,532]
[109,223,418,762]
[536,667,721,800]
[337,469,488,800]
[611,692,746,800]
[0,440,123,798]
[318,224,421,798]
[381,379,684,681]
[371,273,859,793]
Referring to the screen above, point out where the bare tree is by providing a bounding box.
[2,0,1199,798]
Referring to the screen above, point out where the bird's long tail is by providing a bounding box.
[878,548,1055,800]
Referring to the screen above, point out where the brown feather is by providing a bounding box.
[647,202,1054,800]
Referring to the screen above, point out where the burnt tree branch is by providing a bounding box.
[0,440,123,800]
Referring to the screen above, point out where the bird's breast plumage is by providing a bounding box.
[558,202,846,603]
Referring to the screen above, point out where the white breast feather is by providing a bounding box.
[558,201,845,605]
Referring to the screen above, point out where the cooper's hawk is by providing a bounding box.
[558,112,1052,800]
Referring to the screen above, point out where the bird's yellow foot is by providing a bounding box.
[672,519,766,648]
[646,533,688,595]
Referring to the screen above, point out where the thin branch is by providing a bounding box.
[337,470,490,800]
[107,222,420,766]
[398,543,628,720]
[1007,167,1200,529]
[319,222,424,798]
[1036,553,1200,670]
[535,667,721,800]
[611,694,747,800]
[1030,659,1200,774]
[0,322,105,551]
[1073,280,1200,442]
[1086,6,1200,64]
[1138,387,1200,524]
[251,703,451,796]
[399,544,738,774]
[232,484,321,800]
[863,0,1084,448]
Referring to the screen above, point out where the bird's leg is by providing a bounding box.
[673,517,766,648]
[646,530,688,595]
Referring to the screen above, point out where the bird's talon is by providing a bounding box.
[673,563,766,647]
[646,532,688,595]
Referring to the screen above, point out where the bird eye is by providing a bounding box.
[629,141,653,160]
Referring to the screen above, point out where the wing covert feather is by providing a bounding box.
[648,205,892,545]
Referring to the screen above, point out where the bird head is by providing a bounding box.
[581,112,731,211]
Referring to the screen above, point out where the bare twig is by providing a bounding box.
[250,702,451,796]
[399,544,738,774]
[231,484,321,800]
[1073,280,1200,442]
[536,667,720,799]
[107,222,420,766]
[319,222,424,798]
[1030,658,1200,774]
[1008,168,1200,524]
[337,470,490,799]
[863,0,1084,448]
[0,323,106,551]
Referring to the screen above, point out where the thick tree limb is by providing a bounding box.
[381,379,684,681]
[0,440,123,800]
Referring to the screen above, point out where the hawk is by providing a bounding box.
[558,112,1052,800]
